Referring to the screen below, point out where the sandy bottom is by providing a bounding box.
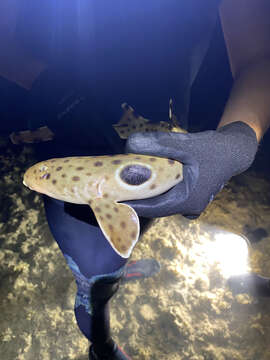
[1,139,270,360]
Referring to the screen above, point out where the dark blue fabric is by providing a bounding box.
[43,196,127,340]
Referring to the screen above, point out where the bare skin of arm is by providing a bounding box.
[218,0,270,142]
[0,0,47,90]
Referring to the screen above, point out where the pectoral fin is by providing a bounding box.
[90,198,140,258]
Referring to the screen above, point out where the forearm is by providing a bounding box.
[218,57,270,142]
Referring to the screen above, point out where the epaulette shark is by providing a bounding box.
[113,102,187,139]
[23,102,185,258]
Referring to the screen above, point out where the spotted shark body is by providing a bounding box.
[113,102,187,139]
[23,102,185,258]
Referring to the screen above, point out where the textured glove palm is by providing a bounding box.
[125,122,258,218]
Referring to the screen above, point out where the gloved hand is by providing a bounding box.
[125,121,258,219]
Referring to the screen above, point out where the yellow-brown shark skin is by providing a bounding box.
[23,154,183,258]
[113,102,187,139]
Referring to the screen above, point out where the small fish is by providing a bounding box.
[23,102,185,258]
[10,126,55,144]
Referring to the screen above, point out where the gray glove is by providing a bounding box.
[125,121,258,218]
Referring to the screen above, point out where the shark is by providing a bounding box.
[23,102,185,258]
[113,101,187,139]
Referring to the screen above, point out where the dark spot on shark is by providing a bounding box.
[150,184,156,190]
[72,176,80,181]
[94,161,103,167]
[106,213,112,219]
[109,224,114,231]
[103,193,109,199]
[56,166,62,171]
[176,173,181,179]
[61,174,66,178]
[168,159,175,165]
[86,173,92,176]
[120,221,126,229]
[95,207,101,213]
[113,207,119,213]
[149,157,156,162]
[112,159,122,165]
[52,179,57,184]
[120,165,151,185]
[64,159,70,163]
[76,167,84,171]
[131,231,136,238]
[121,245,127,252]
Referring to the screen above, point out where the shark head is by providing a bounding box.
[23,159,69,200]
[23,160,51,191]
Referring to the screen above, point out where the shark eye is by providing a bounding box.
[120,165,152,185]
[39,165,48,172]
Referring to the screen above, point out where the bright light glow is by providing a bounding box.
[203,232,250,279]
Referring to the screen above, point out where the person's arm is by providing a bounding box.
[0,0,47,89]
[218,0,270,142]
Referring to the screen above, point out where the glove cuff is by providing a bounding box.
[217,121,258,175]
